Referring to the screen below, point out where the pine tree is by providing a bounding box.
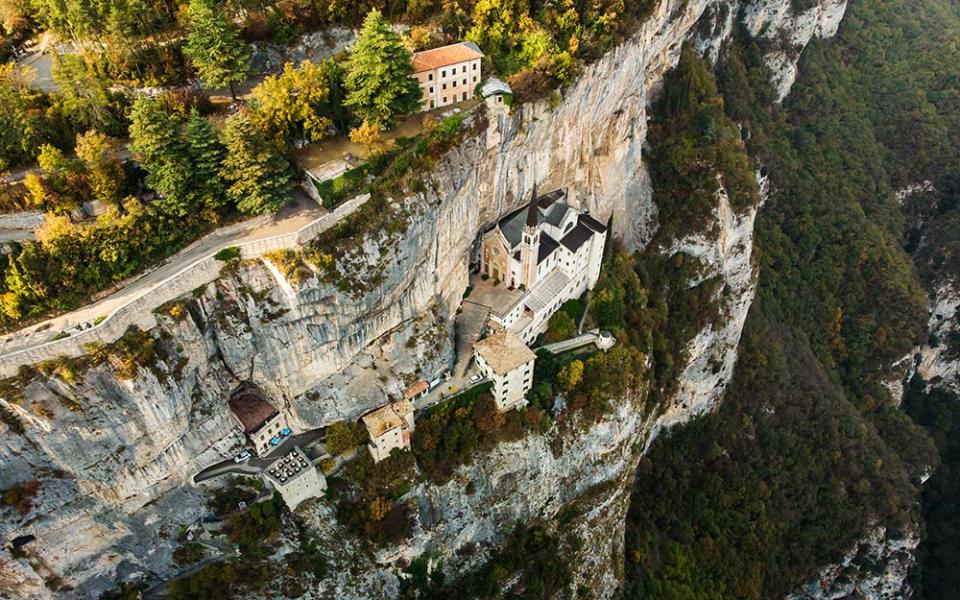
[128,97,194,216]
[183,0,250,102]
[344,9,423,126]
[51,53,121,135]
[220,113,292,215]
[185,109,228,211]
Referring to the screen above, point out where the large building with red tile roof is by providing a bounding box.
[411,41,484,111]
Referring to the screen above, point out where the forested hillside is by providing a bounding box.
[624,0,960,597]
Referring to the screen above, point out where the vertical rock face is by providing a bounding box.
[0,1,847,597]
[739,0,847,100]
[788,525,921,600]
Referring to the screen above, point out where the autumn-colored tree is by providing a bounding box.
[557,359,584,392]
[0,0,28,34]
[467,0,533,54]
[349,120,395,155]
[35,214,78,246]
[368,496,392,522]
[75,130,125,205]
[344,10,422,125]
[27,144,89,213]
[250,59,341,144]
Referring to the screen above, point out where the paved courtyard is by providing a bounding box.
[465,273,525,316]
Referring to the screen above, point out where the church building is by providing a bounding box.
[477,186,607,344]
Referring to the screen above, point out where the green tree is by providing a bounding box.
[129,97,194,216]
[325,421,363,455]
[51,53,123,135]
[183,0,250,102]
[220,112,292,215]
[544,309,576,343]
[344,9,422,126]
[0,64,63,170]
[185,109,227,211]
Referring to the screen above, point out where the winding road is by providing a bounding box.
[0,191,326,361]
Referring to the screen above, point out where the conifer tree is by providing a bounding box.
[344,10,422,125]
[51,53,122,135]
[129,97,194,216]
[183,0,250,102]
[220,113,292,215]
[185,109,228,211]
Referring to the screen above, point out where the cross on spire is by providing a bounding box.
[525,182,539,227]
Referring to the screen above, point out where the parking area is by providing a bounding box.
[413,364,487,413]
[193,426,327,484]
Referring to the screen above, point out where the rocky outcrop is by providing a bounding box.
[0,1,847,597]
[307,393,650,599]
[788,524,920,600]
[740,0,847,100]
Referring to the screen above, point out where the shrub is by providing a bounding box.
[544,310,577,343]
[325,421,365,455]
[214,246,241,261]
[1,480,40,515]
[173,542,206,567]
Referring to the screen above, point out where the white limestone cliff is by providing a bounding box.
[0,0,848,597]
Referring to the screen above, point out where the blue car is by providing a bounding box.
[270,436,281,446]
[281,428,291,437]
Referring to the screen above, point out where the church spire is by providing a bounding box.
[525,182,539,227]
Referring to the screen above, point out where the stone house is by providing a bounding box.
[227,383,290,457]
[412,41,484,110]
[361,400,416,463]
[473,330,537,411]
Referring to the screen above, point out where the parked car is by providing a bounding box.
[281,428,291,437]
[233,450,252,463]
[469,374,482,384]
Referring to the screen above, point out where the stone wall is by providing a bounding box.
[0,210,44,230]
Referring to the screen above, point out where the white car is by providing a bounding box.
[469,374,482,384]
[233,451,252,463]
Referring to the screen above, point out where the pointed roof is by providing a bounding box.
[525,183,539,228]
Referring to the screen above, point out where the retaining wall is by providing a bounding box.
[0,210,44,231]
[0,194,369,377]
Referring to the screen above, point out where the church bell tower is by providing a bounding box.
[519,184,540,289]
